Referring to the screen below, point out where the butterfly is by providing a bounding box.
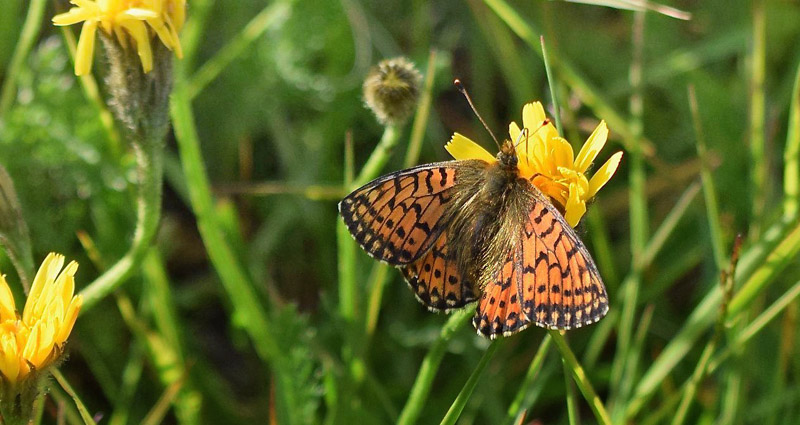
[339,99,610,339]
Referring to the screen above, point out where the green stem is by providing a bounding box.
[439,341,501,425]
[563,355,581,425]
[611,10,647,418]
[783,61,800,220]
[398,308,474,425]
[186,1,291,99]
[540,36,562,134]
[749,0,767,239]
[504,335,552,424]
[549,330,611,425]
[171,84,280,363]
[688,85,726,270]
[79,134,163,310]
[0,0,46,117]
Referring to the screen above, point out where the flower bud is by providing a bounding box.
[363,57,422,126]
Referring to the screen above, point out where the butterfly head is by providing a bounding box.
[497,139,519,170]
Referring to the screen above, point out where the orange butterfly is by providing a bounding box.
[340,91,620,338]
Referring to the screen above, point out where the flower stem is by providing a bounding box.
[0,0,46,117]
[439,340,501,425]
[549,330,611,425]
[398,307,474,425]
[79,135,163,310]
[505,334,552,424]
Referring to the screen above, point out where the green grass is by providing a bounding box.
[0,0,800,424]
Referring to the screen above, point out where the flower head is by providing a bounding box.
[363,57,423,126]
[0,253,82,386]
[53,0,185,75]
[446,101,622,227]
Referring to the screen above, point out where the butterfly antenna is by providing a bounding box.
[454,79,501,150]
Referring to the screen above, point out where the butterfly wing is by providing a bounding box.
[339,162,458,266]
[400,230,478,312]
[473,197,608,338]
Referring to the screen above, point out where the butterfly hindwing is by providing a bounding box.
[339,162,457,265]
[473,247,530,338]
[400,230,478,312]
[473,197,608,338]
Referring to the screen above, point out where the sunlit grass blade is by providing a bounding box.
[439,340,501,425]
[398,307,474,425]
[504,335,552,425]
[561,0,691,20]
[783,61,800,220]
[186,1,292,99]
[0,0,46,116]
[53,370,97,425]
[549,331,611,425]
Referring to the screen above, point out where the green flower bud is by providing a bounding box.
[363,57,422,126]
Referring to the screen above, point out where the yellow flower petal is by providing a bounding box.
[522,102,547,130]
[588,151,623,198]
[121,20,153,72]
[52,9,97,26]
[574,120,608,173]
[74,19,98,76]
[564,182,587,227]
[122,8,160,19]
[0,276,16,321]
[550,137,575,169]
[445,133,496,163]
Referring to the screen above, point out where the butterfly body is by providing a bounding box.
[339,140,608,338]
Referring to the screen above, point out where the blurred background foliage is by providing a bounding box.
[1,0,800,424]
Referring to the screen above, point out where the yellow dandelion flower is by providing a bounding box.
[52,0,185,76]
[446,101,622,227]
[0,253,82,385]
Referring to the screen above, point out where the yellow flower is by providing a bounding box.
[445,101,623,227]
[0,253,82,385]
[52,0,185,76]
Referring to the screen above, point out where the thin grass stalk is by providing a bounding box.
[48,387,85,425]
[688,85,726,269]
[398,307,474,425]
[171,84,281,362]
[142,249,202,425]
[783,61,800,220]
[611,10,647,419]
[617,304,654,414]
[404,49,438,168]
[0,0,46,116]
[480,0,655,155]
[549,330,611,425]
[563,353,581,425]
[708,279,800,373]
[179,0,214,69]
[628,219,800,419]
[504,335,553,425]
[540,36,562,133]
[108,344,145,425]
[53,370,97,425]
[186,1,292,99]
[439,341,502,425]
[749,0,767,240]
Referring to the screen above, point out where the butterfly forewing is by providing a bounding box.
[339,162,458,265]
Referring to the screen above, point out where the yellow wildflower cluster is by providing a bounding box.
[0,254,82,385]
[52,0,186,76]
[446,101,622,227]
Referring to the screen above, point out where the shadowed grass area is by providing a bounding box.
[0,0,799,424]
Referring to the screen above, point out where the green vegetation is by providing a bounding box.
[1,0,799,423]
